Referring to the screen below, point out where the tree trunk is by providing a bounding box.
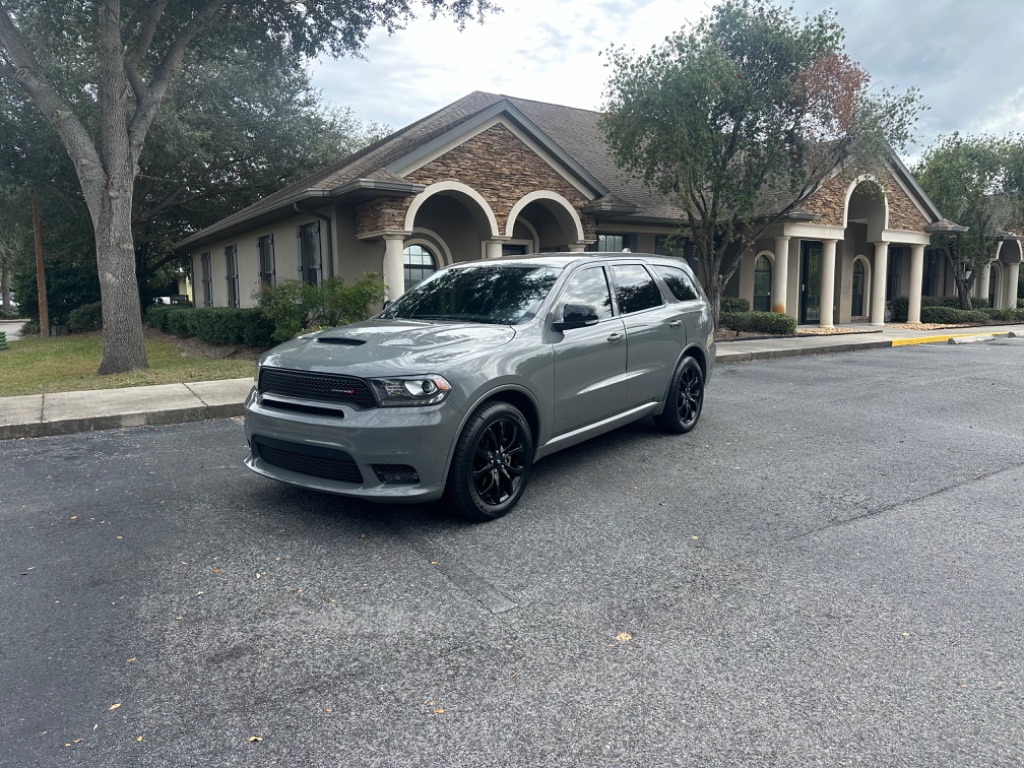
[1,262,10,312]
[95,185,148,374]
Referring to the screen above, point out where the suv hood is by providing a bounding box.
[259,319,517,376]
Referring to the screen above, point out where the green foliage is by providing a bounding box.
[600,0,922,325]
[160,306,276,347]
[720,297,751,313]
[978,307,1019,322]
[915,133,1023,309]
[889,296,909,323]
[720,310,797,335]
[919,306,991,324]
[256,274,387,342]
[67,302,103,333]
[144,304,195,332]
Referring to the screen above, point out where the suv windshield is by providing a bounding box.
[380,264,561,325]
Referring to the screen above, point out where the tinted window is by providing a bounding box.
[655,266,700,302]
[558,267,613,320]
[380,264,560,325]
[612,265,662,314]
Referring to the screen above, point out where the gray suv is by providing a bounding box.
[244,253,714,520]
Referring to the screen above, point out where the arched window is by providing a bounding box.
[753,254,772,312]
[403,244,437,291]
[852,260,866,316]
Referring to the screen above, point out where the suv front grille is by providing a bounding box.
[258,368,377,409]
[254,436,363,484]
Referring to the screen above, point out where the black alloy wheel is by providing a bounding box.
[445,401,534,521]
[653,356,704,434]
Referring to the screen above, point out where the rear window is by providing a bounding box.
[655,266,700,302]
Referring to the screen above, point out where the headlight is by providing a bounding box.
[369,375,452,407]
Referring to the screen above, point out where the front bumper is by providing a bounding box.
[243,388,464,503]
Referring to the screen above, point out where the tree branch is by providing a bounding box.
[0,3,105,208]
[128,0,228,150]
[124,0,170,99]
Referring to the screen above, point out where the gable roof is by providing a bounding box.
[174,91,950,251]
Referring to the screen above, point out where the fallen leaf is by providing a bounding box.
[116,536,124,540]
[248,736,263,743]
[73,739,83,744]
[108,703,122,711]
[616,632,633,643]
[211,569,222,574]
[26,566,35,571]
[691,535,700,541]
[433,708,445,715]
[325,707,333,713]
[255,573,262,579]
[126,658,137,664]
[70,516,78,520]
[93,724,99,731]
[136,736,143,743]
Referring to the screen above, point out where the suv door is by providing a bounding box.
[653,263,707,347]
[551,265,627,436]
[610,262,685,407]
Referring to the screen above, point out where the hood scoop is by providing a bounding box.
[316,337,366,346]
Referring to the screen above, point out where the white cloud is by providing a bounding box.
[312,0,1024,152]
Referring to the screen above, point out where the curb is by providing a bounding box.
[717,340,893,364]
[0,401,246,441]
[891,331,1011,347]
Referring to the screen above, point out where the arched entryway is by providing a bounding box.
[851,256,870,318]
[843,178,889,325]
[505,191,585,252]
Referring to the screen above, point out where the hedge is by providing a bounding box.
[68,301,103,333]
[919,306,992,324]
[145,303,194,332]
[161,306,275,347]
[720,297,751,313]
[720,310,797,335]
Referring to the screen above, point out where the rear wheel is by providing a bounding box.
[653,356,704,434]
[444,402,534,521]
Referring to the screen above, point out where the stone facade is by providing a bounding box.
[355,197,408,235]
[407,124,590,232]
[802,169,930,232]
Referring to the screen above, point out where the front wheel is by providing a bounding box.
[444,402,534,521]
[653,356,704,434]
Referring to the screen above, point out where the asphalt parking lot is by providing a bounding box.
[2,341,1023,767]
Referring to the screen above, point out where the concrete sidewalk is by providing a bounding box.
[1,323,1022,441]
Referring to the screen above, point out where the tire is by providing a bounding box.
[444,401,534,521]
[653,356,704,434]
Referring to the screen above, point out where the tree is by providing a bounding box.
[600,0,922,325]
[0,0,492,374]
[915,134,1022,310]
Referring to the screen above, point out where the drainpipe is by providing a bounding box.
[294,202,335,279]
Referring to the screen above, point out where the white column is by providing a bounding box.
[772,236,790,315]
[908,244,924,324]
[567,243,586,253]
[819,239,837,327]
[870,241,889,326]
[383,235,406,301]
[1006,262,1020,309]
[979,262,992,307]
[484,240,504,260]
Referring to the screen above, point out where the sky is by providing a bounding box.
[311,0,1024,161]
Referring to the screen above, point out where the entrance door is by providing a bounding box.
[799,241,822,324]
[851,260,865,316]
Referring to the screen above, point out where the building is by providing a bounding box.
[174,92,1022,324]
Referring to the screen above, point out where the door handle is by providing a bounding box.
[607,332,624,343]
[669,320,682,328]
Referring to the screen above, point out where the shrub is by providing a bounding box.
[20,319,40,336]
[67,302,104,333]
[145,303,193,332]
[165,307,199,337]
[256,273,386,342]
[920,306,990,324]
[719,310,796,335]
[889,296,909,323]
[720,297,750,313]
[979,307,1016,322]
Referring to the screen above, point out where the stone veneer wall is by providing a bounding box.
[801,168,930,232]
[356,124,595,240]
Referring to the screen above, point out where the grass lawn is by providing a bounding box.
[0,330,257,397]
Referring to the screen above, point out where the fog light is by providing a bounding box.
[373,464,420,485]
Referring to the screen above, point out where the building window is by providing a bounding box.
[592,233,637,253]
[922,252,940,297]
[200,252,213,307]
[753,254,772,312]
[404,244,437,291]
[258,234,275,287]
[297,222,322,286]
[852,259,866,316]
[225,245,239,308]
[886,246,905,300]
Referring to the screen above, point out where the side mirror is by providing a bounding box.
[553,303,600,331]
